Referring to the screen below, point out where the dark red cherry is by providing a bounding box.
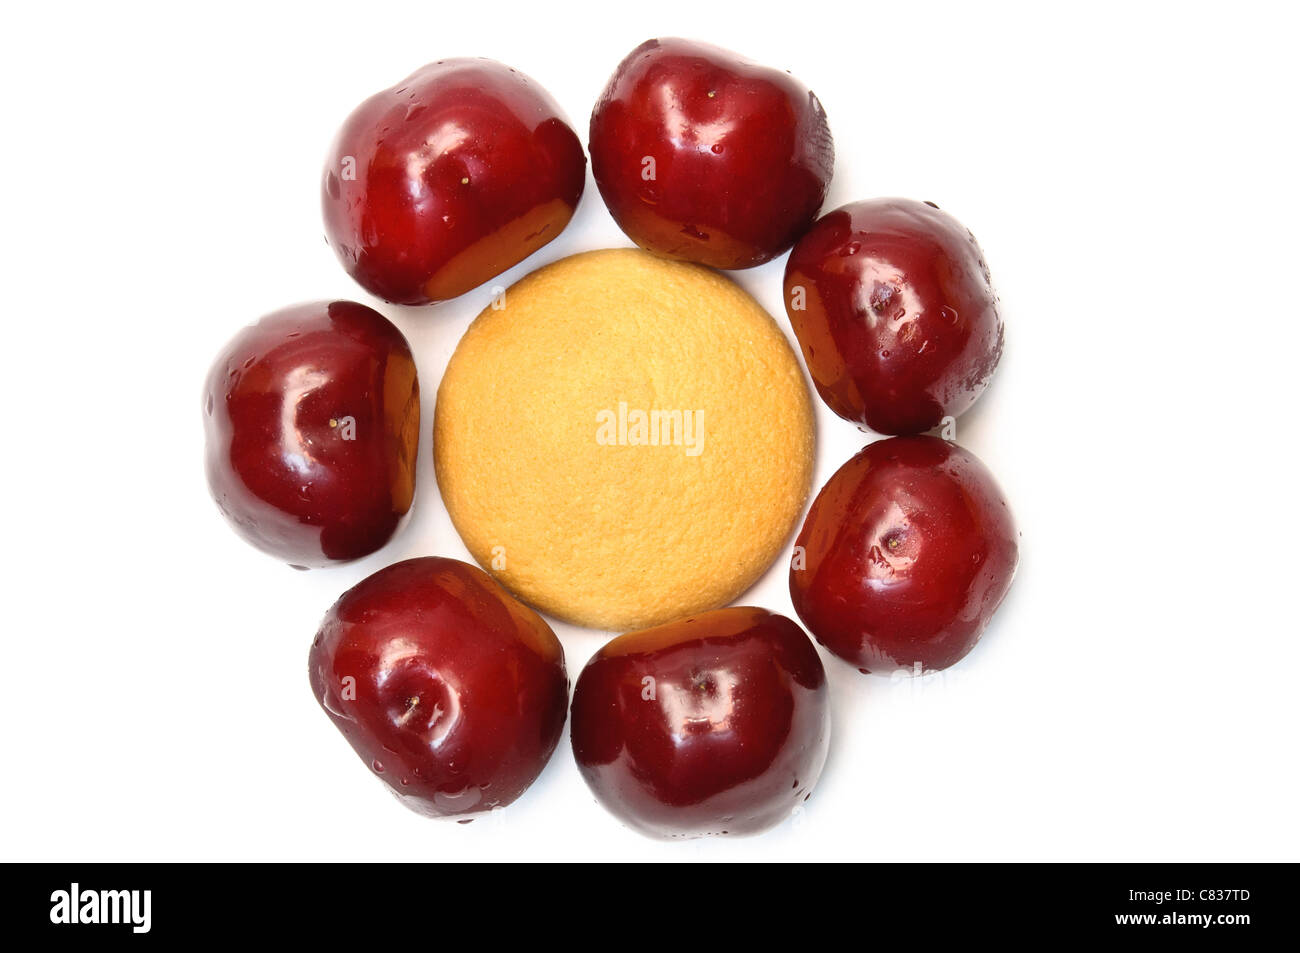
[589,38,833,269]
[790,436,1018,673]
[203,300,418,567]
[308,557,569,818]
[784,198,1004,434]
[322,59,586,305]
[570,607,829,839]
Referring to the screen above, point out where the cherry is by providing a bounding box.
[203,300,418,567]
[589,38,833,269]
[322,59,586,305]
[790,436,1018,673]
[308,557,569,818]
[570,607,829,839]
[784,198,1004,434]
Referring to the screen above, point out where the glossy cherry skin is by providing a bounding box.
[589,38,833,270]
[322,59,586,305]
[308,557,569,818]
[203,301,419,567]
[570,607,829,839]
[790,436,1018,673]
[784,198,1004,434]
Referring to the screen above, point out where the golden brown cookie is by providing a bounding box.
[434,248,814,630]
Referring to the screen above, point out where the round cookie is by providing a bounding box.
[434,248,815,631]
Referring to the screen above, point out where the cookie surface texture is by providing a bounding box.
[434,248,815,630]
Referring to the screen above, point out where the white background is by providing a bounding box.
[2,1,1297,862]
